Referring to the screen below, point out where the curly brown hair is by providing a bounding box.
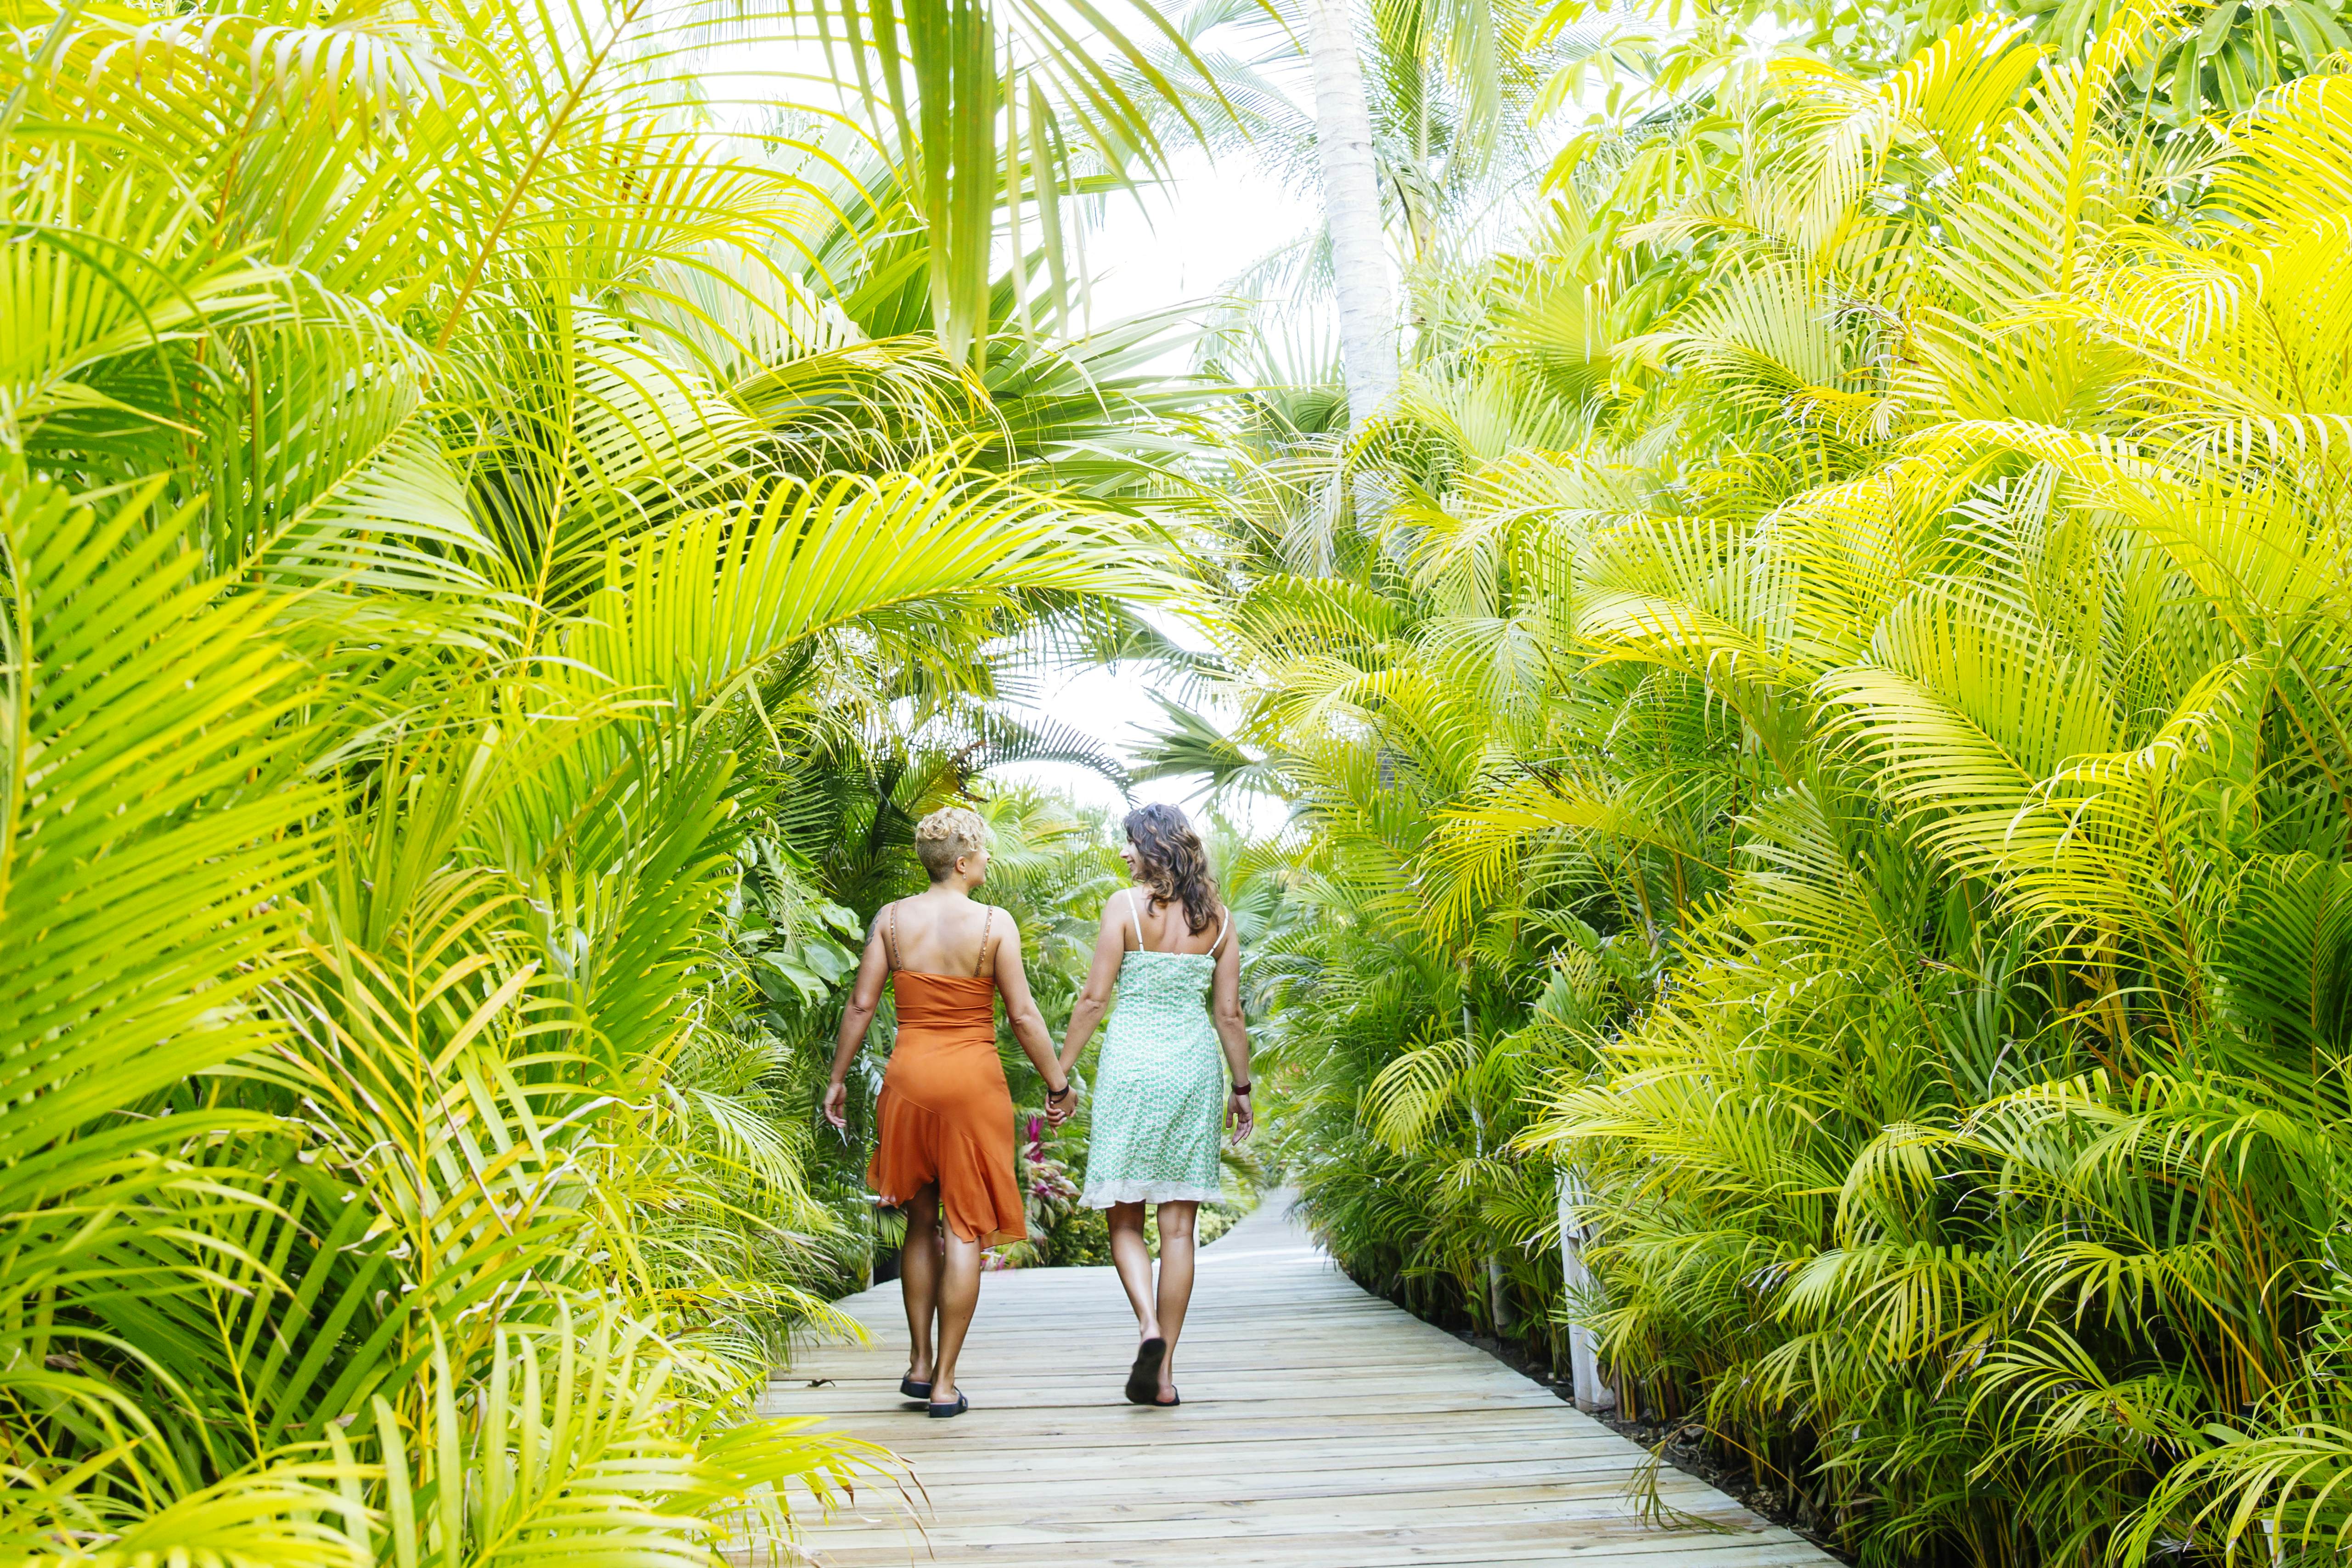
[1122,802,1219,935]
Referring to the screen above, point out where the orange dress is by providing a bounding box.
[868,970,1027,1248]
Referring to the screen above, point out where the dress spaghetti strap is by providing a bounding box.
[1207,908,1230,956]
[974,907,994,976]
[1125,888,1146,950]
[884,901,901,971]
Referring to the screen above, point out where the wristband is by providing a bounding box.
[1231,1082,1251,1095]
[1047,1082,1073,1101]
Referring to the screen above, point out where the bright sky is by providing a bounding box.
[986,150,1303,839]
[1084,149,1307,321]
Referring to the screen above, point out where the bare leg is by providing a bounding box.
[929,1225,985,1404]
[1106,1201,1161,1338]
[1153,1201,1199,1401]
[898,1188,942,1383]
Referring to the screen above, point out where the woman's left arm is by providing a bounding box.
[990,914,1074,1121]
[1210,919,1253,1141]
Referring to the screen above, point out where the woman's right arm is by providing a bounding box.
[1057,897,1128,1077]
[821,914,893,1129]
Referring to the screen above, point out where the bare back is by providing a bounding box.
[882,892,1005,977]
[1120,889,1229,957]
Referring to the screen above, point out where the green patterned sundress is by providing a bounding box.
[1079,892,1230,1207]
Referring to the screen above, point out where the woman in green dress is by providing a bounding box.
[1058,803,1254,1407]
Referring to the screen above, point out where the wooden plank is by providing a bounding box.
[762,1198,1834,1568]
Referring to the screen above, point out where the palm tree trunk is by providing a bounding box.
[1557,1167,1616,1413]
[1302,0,1398,428]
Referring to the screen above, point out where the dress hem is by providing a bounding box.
[1080,1179,1224,1207]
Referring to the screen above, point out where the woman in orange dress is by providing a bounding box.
[822,807,1072,1419]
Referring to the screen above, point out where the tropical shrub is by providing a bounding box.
[0,0,1194,1554]
[1187,1,2352,1561]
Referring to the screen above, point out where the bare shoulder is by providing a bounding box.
[982,905,1020,963]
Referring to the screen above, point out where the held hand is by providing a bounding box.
[1226,1092,1254,1142]
[1044,1083,1078,1127]
[821,1080,848,1130]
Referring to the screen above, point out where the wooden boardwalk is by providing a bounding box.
[767,1199,1836,1568]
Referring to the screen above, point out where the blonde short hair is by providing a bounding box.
[914,806,989,880]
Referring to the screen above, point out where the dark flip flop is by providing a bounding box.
[1125,1337,1167,1405]
[927,1391,970,1419]
[1153,1387,1180,1408]
[899,1376,932,1401]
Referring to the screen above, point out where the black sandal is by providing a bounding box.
[1153,1387,1181,1407]
[900,1376,932,1401]
[927,1391,970,1419]
[1125,1338,1167,1405]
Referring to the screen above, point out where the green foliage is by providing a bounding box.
[1188,2,2352,1562]
[0,0,1196,1554]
